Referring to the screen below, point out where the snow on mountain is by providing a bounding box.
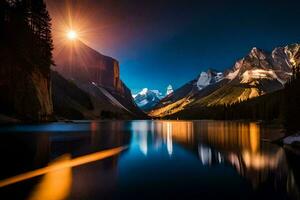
[133,88,164,99]
[215,72,223,81]
[240,69,284,85]
[196,69,223,90]
[133,88,164,111]
[225,45,300,85]
[151,89,164,99]
[149,43,300,118]
[139,88,150,96]
[226,59,244,80]
[166,85,174,96]
[197,72,211,90]
[226,69,240,80]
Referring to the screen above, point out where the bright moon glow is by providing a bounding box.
[67,30,77,40]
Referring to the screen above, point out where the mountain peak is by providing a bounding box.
[166,85,174,96]
[133,88,164,99]
[251,47,258,51]
[284,43,300,67]
[150,43,300,118]
[196,69,223,90]
[249,47,267,59]
[140,88,149,95]
[206,68,218,73]
[133,88,163,111]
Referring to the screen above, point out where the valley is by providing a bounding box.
[147,44,300,120]
[1,1,300,200]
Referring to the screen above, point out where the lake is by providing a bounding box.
[0,120,299,200]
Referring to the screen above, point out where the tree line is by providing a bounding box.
[0,0,53,116]
[0,0,53,74]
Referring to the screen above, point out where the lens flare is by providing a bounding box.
[67,30,77,40]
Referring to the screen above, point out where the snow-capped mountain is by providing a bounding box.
[166,85,174,96]
[197,69,223,90]
[149,43,300,118]
[133,88,164,111]
[150,69,224,116]
[208,44,300,102]
[224,47,290,85]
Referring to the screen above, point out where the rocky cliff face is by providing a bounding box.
[226,44,300,84]
[0,0,54,122]
[53,40,146,119]
[196,69,223,90]
[51,71,147,120]
[54,40,125,93]
[0,66,53,121]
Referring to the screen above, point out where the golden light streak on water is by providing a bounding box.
[131,120,284,183]
[242,149,284,170]
[250,123,260,153]
[0,146,127,188]
[154,121,261,155]
[28,155,72,200]
[200,121,261,152]
[160,121,194,144]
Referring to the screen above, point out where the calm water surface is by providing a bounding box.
[0,120,299,200]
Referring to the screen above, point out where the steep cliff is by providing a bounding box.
[51,71,145,119]
[0,65,53,122]
[0,0,54,122]
[53,40,146,119]
[55,40,124,93]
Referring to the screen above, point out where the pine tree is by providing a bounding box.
[283,62,300,133]
[21,0,54,72]
[30,0,54,67]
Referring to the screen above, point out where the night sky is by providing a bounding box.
[47,0,300,93]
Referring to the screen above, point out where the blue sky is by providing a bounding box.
[48,0,300,93]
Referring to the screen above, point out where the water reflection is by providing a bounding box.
[0,120,299,200]
[28,155,72,200]
[128,120,295,193]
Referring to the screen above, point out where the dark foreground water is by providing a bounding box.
[0,120,299,200]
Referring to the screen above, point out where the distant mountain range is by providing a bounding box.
[133,85,173,111]
[149,43,300,118]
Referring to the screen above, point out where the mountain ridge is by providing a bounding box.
[149,43,300,118]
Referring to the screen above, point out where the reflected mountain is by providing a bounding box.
[0,120,299,200]
[127,120,299,199]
